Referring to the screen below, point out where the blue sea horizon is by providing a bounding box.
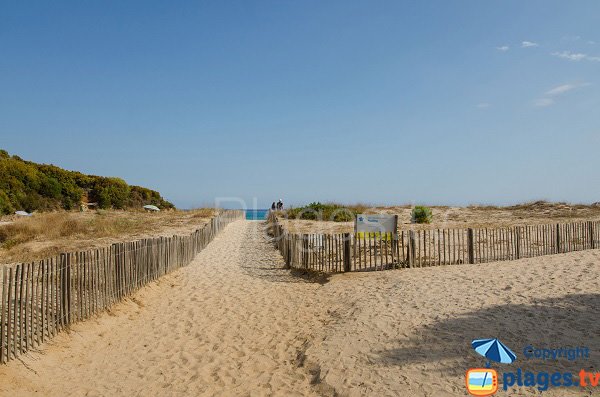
[245,209,269,220]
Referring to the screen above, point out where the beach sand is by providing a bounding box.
[0,220,598,396]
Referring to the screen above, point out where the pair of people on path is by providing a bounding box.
[271,199,284,211]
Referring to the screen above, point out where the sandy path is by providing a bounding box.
[0,221,330,397]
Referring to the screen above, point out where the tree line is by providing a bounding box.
[0,149,174,215]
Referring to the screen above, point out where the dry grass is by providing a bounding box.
[0,209,217,264]
[277,201,600,234]
[189,208,216,218]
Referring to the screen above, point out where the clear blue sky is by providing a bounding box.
[1,1,599,209]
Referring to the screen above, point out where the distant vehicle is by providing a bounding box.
[143,205,160,212]
[15,211,32,216]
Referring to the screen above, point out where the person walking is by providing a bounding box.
[271,202,276,211]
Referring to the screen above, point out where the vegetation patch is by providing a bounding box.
[0,149,174,215]
[284,202,369,222]
[411,206,433,224]
[0,208,216,263]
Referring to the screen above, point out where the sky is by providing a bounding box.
[1,1,599,209]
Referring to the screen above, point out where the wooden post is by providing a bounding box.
[393,215,399,268]
[49,259,55,336]
[515,227,521,259]
[589,221,595,249]
[556,224,561,254]
[17,264,24,354]
[0,267,6,363]
[23,264,30,352]
[343,233,351,272]
[66,254,72,325]
[408,230,415,267]
[288,235,293,268]
[467,228,474,264]
[302,235,309,269]
[7,267,13,360]
[59,254,70,327]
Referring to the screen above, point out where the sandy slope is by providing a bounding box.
[0,220,598,397]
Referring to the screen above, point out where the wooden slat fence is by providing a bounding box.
[0,210,243,364]
[269,213,599,273]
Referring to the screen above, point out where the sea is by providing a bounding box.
[245,209,269,220]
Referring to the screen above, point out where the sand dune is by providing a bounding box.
[0,220,598,396]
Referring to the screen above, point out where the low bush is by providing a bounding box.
[411,206,433,224]
[0,190,14,214]
[285,202,367,222]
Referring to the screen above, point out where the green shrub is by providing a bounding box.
[0,190,14,215]
[411,206,433,224]
[92,178,130,209]
[39,176,62,198]
[285,202,361,222]
[127,185,175,209]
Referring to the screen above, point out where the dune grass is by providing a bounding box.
[0,208,216,264]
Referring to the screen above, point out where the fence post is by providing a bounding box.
[113,243,120,298]
[67,253,72,325]
[408,230,415,268]
[302,235,309,269]
[59,253,70,327]
[515,227,521,259]
[556,224,561,253]
[0,267,6,364]
[467,228,474,264]
[343,233,351,272]
[393,215,399,267]
[589,221,595,249]
[287,235,292,268]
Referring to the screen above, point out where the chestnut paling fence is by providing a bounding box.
[0,210,243,365]
[268,213,600,273]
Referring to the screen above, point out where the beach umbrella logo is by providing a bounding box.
[466,338,516,396]
[472,338,517,366]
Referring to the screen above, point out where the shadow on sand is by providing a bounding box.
[237,222,331,285]
[377,293,600,376]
